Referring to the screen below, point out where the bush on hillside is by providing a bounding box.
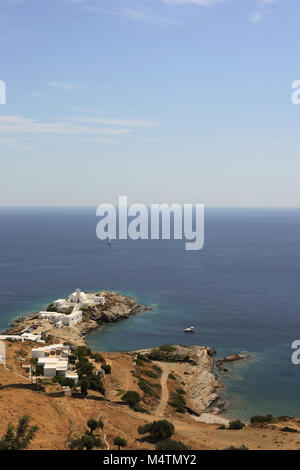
[228,420,245,430]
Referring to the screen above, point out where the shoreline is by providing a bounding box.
[1,290,152,347]
[0,289,250,421]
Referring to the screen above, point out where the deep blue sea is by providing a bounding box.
[1,207,300,421]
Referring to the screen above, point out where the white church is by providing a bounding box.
[53,289,105,310]
[40,289,106,328]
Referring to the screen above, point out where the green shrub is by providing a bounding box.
[152,365,162,375]
[53,376,75,388]
[87,375,105,395]
[169,392,186,414]
[114,436,127,450]
[132,403,148,413]
[276,416,290,422]
[228,420,245,430]
[159,345,176,353]
[140,369,159,379]
[152,383,162,390]
[70,435,102,450]
[46,304,58,312]
[93,353,105,363]
[87,419,98,435]
[148,349,166,361]
[75,346,93,359]
[250,415,273,425]
[137,354,150,363]
[122,391,141,407]
[76,358,95,378]
[138,379,159,399]
[68,354,77,365]
[138,420,175,441]
[0,416,38,450]
[101,364,111,374]
[168,373,176,381]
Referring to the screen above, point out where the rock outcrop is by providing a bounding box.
[137,345,223,415]
[181,346,223,414]
[216,353,248,372]
[79,291,140,334]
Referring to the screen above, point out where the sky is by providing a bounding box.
[0,0,300,207]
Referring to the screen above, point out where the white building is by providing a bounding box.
[31,343,69,359]
[63,310,82,327]
[38,310,82,327]
[93,295,105,305]
[53,289,105,311]
[53,299,68,310]
[39,311,64,321]
[31,344,79,384]
[68,288,87,305]
[0,334,43,343]
[40,289,104,330]
[21,333,43,342]
[39,357,68,377]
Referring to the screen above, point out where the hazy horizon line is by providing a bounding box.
[1,205,300,210]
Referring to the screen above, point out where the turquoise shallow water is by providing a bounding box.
[1,207,300,420]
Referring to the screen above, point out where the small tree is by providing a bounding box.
[76,358,95,378]
[30,358,44,376]
[71,435,102,451]
[114,436,127,450]
[94,353,105,363]
[87,419,98,435]
[148,349,166,361]
[81,378,89,397]
[122,391,141,408]
[101,364,111,374]
[88,375,105,395]
[138,420,174,441]
[228,420,245,430]
[0,415,38,450]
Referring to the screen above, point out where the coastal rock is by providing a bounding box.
[2,291,143,345]
[216,352,248,372]
[137,345,223,416]
[79,291,140,330]
[183,347,223,414]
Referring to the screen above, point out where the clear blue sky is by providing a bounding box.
[0,0,299,207]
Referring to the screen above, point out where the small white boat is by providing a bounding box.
[184,326,195,333]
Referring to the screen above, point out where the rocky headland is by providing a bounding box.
[136,345,223,416]
[3,291,150,346]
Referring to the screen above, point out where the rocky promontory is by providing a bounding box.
[216,352,248,372]
[78,291,143,334]
[3,291,148,347]
[136,345,223,415]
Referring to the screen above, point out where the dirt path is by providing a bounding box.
[97,411,110,450]
[154,363,169,417]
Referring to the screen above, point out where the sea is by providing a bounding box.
[0,206,300,421]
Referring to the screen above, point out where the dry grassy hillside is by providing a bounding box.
[0,341,300,450]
